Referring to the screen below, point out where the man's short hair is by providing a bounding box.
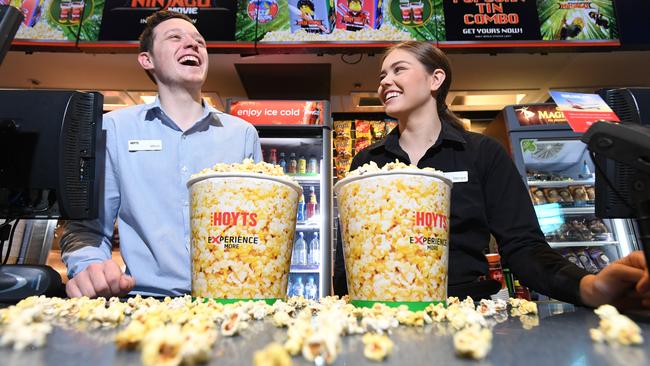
[138,11,194,84]
[139,10,194,54]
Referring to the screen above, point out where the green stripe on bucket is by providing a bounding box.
[350,300,446,311]
[192,298,281,305]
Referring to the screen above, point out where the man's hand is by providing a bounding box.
[66,259,135,298]
[580,251,649,309]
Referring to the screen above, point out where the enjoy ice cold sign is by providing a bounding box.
[228,100,324,125]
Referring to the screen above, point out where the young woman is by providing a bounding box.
[333,41,649,309]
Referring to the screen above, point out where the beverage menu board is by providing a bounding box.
[4,0,105,42]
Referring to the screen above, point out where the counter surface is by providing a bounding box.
[1,302,648,365]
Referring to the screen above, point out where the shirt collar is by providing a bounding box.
[371,119,467,157]
[143,95,223,131]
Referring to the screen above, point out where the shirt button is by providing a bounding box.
[181,166,188,172]
[183,201,189,207]
[182,135,187,140]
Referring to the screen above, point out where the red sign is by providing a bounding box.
[229,100,324,126]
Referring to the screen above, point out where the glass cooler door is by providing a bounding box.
[259,134,330,300]
[511,134,638,274]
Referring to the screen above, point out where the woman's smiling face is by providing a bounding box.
[378,48,439,119]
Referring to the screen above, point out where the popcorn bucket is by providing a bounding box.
[334,171,452,310]
[188,173,302,303]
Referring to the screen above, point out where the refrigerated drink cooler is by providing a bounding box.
[484,103,640,292]
[227,100,332,299]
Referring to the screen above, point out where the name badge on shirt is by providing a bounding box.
[128,140,162,152]
[443,171,469,183]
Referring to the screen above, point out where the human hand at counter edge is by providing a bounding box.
[579,251,649,309]
[66,259,135,299]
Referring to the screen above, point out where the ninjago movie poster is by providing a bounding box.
[537,0,618,41]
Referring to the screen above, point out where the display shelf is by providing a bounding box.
[560,207,596,215]
[293,175,321,183]
[549,241,619,249]
[289,267,321,273]
[527,179,594,188]
[296,223,320,230]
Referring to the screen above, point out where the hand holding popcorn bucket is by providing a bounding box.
[188,161,302,304]
[334,163,452,310]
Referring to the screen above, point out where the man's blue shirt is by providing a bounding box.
[61,98,262,296]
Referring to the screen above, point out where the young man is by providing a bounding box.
[60,11,262,298]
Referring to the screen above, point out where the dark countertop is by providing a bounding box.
[1,302,648,365]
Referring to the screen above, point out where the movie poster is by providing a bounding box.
[235,0,289,42]
[3,0,105,41]
[235,0,446,42]
[442,0,541,41]
[537,0,618,40]
[98,0,237,41]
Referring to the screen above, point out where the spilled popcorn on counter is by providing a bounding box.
[253,342,293,366]
[453,325,493,360]
[590,305,643,346]
[0,295,549,363]
[362,333,394,361]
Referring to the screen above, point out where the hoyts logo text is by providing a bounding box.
[130,0,212,8]
[414,212,448,230]
[211,211,258,227]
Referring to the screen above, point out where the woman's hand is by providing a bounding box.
[579,251,649,309]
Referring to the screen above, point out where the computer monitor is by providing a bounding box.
[594,88,650,218]
[0,5,22,66]
[0,90,104,219]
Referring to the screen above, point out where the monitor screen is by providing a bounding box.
[0,90,104,219]
[594,88,650,218]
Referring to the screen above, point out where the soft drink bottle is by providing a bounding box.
[70,0,84,24]
[307,155,318,175]
[305,277,317,300]
[293,276,304,297]
[306,186,318,219]
[278,152,287,173]
[308,232,320,266]
[297,192,305,222]
[298,155,306,175]
[288,152,297,174]
[294,232,307,265]
[59,0,72,22]
[269,148,278,165]
[286,278,295,296]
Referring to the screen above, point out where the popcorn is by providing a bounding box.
[254,343,293,366]
[221,312,245,336]
[261,23,414,42]
[301,331,341,364]
[590,305,643,346]
[509,299,538,316]
[335,162,451,304]
[519,315,540,330]
[141,325,184,366]
[0,321,52,351]
[453,326,493,360]
[193,159,296,183]
[362,333,394,361]
[0,294,548,364]
[189,159,301,299]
